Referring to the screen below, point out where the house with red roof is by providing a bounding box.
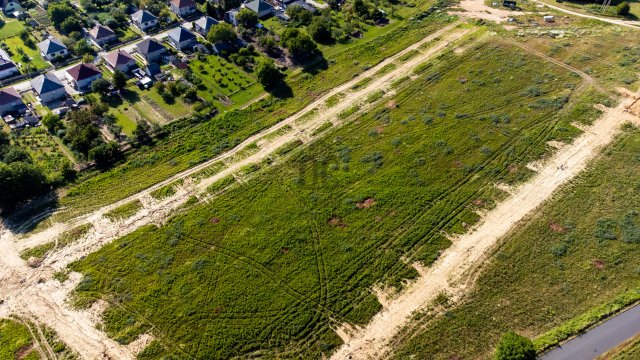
[66,63,103,91]
[170,0,196,17]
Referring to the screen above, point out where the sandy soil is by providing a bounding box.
[0,24,470,359]
[329,93,640,359]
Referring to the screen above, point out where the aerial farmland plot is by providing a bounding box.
[2,0,640,358]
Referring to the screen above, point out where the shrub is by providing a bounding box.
[494,332,536,360]
[617,1,630,16]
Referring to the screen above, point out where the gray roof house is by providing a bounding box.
[31,73,67,103]
[37,37,68,61]
[194,16,218,36]
[88,24,117,47]
[131,9,158,32]
[245,0,274,18]
[136,38,167,63]
[1,0,22,16]
[167,26,197,52]
[0,87,25,115]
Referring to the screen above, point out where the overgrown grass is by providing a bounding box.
[104,200,143,221]
[20,223,93,260]
[392,126,640,359]
[68,41,595,359]
[0,319,38,360]
[33,8,455,227]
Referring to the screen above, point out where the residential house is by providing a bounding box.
[131,9,158,32]
[1,0,22,16]
[37,37,68,61]
[286,0,317,13]
[103,49,136,73]
[225,9,240,27]
[88,24,117,47]
[0,49,19,79]
[0,87,25,115]
[65,63,102,91]
[136,38,167,63]
[244,0,274,18]
[169,0,196,17]
[211,42,233,56]
[31,73,67,103]
[194,15,218,36]
[167,26,197,52]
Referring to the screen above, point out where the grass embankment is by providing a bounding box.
[392,126,640,359]
[104,200,143,222]
[34,0,451,227]
[20,223,93,260]
[0,319,39,360]
[69,40,594,358]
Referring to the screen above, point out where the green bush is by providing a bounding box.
[617,1,630,16]
[494,332,536,360]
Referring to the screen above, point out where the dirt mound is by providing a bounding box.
[549,222,566,233]
[328,217,347,228]
[356,198,376,209]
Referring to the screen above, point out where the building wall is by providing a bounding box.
[0,66,19,79]
[145,49,166,62]
[0,100,22,115]
[39,88,67,103]
[43,49,68,61]
[76,74,102,90]
[136,19,158,31]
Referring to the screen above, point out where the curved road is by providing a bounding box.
[540,304,640,360]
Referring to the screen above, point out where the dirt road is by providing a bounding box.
[0,24,471,359]
[533,0,640,29]
[330,91,640,359]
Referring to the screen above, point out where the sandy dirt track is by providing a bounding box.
[0,24,470,359]
[330,92,640,359]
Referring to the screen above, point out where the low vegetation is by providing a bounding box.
[392,126,640,359]
[68,40,596,358]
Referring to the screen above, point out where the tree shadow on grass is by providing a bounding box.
[266,81,293,99]
[1,192,59,235]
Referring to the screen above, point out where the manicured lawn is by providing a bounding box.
[0,18,25,40]
[3,35,49,71]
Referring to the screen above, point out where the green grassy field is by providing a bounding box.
[0,319,39,360]
[3,35,49,71]
[104,200,143,221]
[67,39,603,358]
[12,127,75,182]
[189,55,261,107]
[33,5,454,226]
[0,18,25,39]
[391,126,640,359]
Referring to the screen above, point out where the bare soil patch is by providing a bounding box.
[356,198,377,209]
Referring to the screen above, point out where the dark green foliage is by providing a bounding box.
[89,142,122,169]
[3,147,31,164]
[308,16,333,43]
[42,113,64,133]
[236,8,258,28]
[281,28,318,61]
[286,4,313,26]
[0,162,48,210]
[64,109,103,156]
[91,78,111,95]
[255,58,284,88]
[207,22,237,44]
[112,70,127,90]
[617,1,630,16]
[494,332,536,360]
